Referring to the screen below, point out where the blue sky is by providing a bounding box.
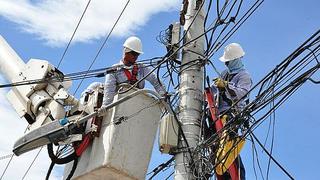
[0,0,319,179]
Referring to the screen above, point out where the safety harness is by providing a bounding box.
[123,64,139,85]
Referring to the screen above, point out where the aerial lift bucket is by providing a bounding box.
[63,88,164,180]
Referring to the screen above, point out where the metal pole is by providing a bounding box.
[174,0,205,179]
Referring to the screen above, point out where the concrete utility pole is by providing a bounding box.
[174,0,205,179]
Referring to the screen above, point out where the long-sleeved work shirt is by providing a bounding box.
[212,69,252,113]
[102,61,166,106]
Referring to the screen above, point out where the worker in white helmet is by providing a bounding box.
[102,36,167,106]
[213,42,252,113]
[211,43,252,180]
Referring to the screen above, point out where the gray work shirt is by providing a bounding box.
[102,61,166,106]
[212,69,252,113]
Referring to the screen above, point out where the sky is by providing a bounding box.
[0,0,319,180]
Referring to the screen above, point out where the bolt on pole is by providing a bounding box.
[174,0,205,179]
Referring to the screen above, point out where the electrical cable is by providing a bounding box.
[266,89,276,180]
[0,127,30,180]
[72,0,131,96]
[213,30,320,121]
[165,171,174,180]
[45,142,78,180]
[45,161,55,180]
[3,1,314,179]
[250,135,259,180]
[195,30,320,180]
[156,4,317,180]
[308,77,320,84]
[57,0,92,68]
[21,146,43,180]
[0,154,14,180]
[249,133,265,180]
[205,0,239,54]
[0,0,264,91]
[212,80,308,180]
[0,60,161,89]
[4,0,203,178]
[205,0,234,53]
[207,0,263,58]
[119,0,207,94]
[147,157,174,180]
[262,89,275,148]
[250,132,294,180]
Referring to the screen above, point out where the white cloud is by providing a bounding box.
[0,1,180,178]
[0,0,179,46]
[0,77,61,180]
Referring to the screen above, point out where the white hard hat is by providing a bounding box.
[123,36,143,54]
[219,43,245,62]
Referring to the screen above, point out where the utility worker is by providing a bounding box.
[80,81,104,104]
[212,43,252,180]
[102,36,167,106]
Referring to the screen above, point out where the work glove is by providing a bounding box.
[215,78,228,91]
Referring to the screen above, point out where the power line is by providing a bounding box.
[250,132,294,180]
[266,93,276,180]
[151,1,266,178]
[207,0,264,58]
[250,133,266,180]
[209,30,320,122]
[2,0,312,179]
[0,59,160,89]
[21,147,43,180]
[131,0,252,93]
[72,0,131,96]
[165,172,174,180]
[0,127,30,179]
[57,0,92,68]
[193,29,319,180]
[250,136,259,180]
[0,154,14,180]
[147,157,174,179]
